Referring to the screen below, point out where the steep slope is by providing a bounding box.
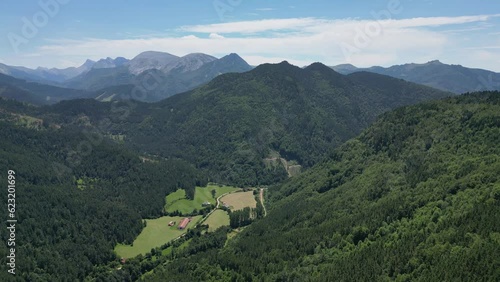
[142,91,500,281]
[185,53,253,79]
[92,56,129,69]
[0,84,45,105]
[127,53,252,102]
[162,53,217,74]
[0,73,93,105]
[65,65,135,90]
[41,62,449,186]
[127,51,180,75]
[126,62,448,184]
[332,60,500,94]
[0,98,205,281]
[0,59,95,83]
[67,52,252,101]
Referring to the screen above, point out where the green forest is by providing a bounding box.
[6,62,449,186]
[131,91,500,281]
[0,118,206,281]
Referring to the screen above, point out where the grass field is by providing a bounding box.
[165,184,240,215]
[115,215,201,258]
[220,191,257,211]
[204,210,230,232]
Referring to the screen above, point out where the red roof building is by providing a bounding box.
[178,218,190,230]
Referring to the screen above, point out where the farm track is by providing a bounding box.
[260,188,267,216]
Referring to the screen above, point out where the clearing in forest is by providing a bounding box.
[115,215,202,258]
[220,191,257,211]
[204,209,230,232]
[165,184,240,215]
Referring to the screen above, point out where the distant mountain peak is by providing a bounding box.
[253,60,301,73]
[82,59,96,68]
[305,62,330,70]
[337,63,357,68]
[331,60,500,94]
[133,51,179,60]
[220,53,245,62]
[128,51,180,75]
[164,53,217,73]
[93,57,130,69]
[426,60,442,65]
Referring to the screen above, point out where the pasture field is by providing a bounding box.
[220,191,257,211]
[204,210,230,232]
[165,184,240,215]
[115,215,201,258]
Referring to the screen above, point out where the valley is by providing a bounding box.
[0,49,498,281]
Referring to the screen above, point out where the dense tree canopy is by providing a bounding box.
[141,91,500,281]
[15,62,450,186]
[0,119,205,281]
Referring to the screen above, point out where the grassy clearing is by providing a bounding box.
[15,115,43,130]
[204,210,230,232]
[220,191,257,211]
[115,215,201,258]
[165,189,186,204]
[165,185,240,215]
[75,177,97,190]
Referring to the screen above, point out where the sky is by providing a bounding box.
[0,0,499,71]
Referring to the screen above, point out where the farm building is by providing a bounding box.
[168,221,175,226]
[178,217,191,230]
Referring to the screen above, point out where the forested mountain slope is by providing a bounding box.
[333,60,500,94]
[0,73,93,105]
[0,100,206,281]
[116,62,450,185]
[143,91,500,281]
[9,62,450,186]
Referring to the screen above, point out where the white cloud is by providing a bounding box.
[181,35,199,39]
[180,15,500,34]
[4,15,500,72]
[180,18,320,34]
[209,33,225,39]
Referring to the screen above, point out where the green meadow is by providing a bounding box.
[115,215,202,258]
[204,209,230,232]
[165,184,240,215]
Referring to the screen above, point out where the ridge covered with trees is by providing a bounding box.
[13,62,451,186]
[0,111,205,281]
[141,91,500,281]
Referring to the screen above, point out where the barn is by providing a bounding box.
[178,218,191,230]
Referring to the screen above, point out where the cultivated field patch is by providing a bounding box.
[220,191,257,211]
[204,209,230,232]
[115,215,202,258]
[165,184,240,215]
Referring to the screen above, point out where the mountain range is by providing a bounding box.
[2,61,449,186]
[0,51,253,103]
[86,53,252,102]
[0,51,252,104]
[332,60,500,94]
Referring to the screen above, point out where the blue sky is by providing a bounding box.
[1,0,499,71]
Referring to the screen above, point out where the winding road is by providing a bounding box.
[260,188,267,216]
